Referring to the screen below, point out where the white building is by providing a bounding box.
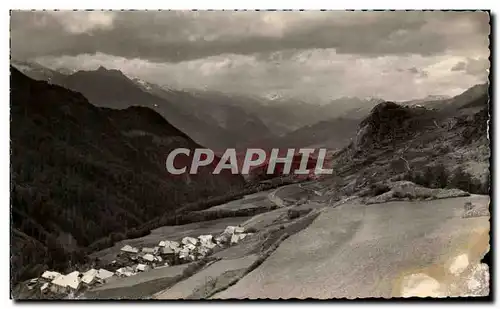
[41,271,62,280]
[81,269,98,285]
[121,245,139,254]
[142,247,159,254]
[51,271,80,292]
[96,269,114,281]
[182,237,198,246]
[135,264,150,272]
[142,254,155,262]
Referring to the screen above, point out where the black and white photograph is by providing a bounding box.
[9,9,491,300]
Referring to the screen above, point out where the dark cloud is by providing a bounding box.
[408,67,428,78]
[451,58,489,76]
[11,11,490,102]
[408,67,419,74]
[451,61,467,71]
[11,11,490,63]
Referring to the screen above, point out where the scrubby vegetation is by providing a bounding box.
[86,177,296,253]
[403,164,488,195]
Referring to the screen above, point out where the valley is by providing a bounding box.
[10,59,491,300]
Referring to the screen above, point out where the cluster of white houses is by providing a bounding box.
[27,225,252,297]
[117,225,252,265]
[29,268,115,295]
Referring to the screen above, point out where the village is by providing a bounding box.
[24,225,253,298]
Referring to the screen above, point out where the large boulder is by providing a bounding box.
[365,181,469,204]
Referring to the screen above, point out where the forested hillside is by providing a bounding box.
[10,67,244,282]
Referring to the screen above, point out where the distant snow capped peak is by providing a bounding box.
[264,92,284,101]
[158,84,177,93]
[12,63,33,74]
[425,95,451,101]
[131,77,179,95]
[92,66,129,79]
[11,60,67,83]
[365,97,385,103]
[133,78,153,91]
[12,60,47,74]
[56,67,76,75]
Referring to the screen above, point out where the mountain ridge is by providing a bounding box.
[10,66,244,283]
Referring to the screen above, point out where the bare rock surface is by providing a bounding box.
[462,201,490,218]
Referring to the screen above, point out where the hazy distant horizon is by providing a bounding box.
[11,11,490,103]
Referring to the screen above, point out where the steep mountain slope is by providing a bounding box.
[319,97,384,119]
[264,84,490,153]
[11,60,67,85]
[400,95,451,107]
[401,83,489,113]
[10,67,245,282]
[439,83,489,114]
[253,98,383,151]
[132,78,276,148]
[148,90,310,136]
[12,62,271,150]
[238,98,328,134]
[326,87,490,201]
[158,89,383,137]
[256,117,361,150]
[233,96,383,136]
[11,61,278,147]
[58,67,242,150]
[11,61,382,145]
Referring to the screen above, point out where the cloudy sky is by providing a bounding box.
[11,10,490,102]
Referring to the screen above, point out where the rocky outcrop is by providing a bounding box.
[364,181,469,204]
[462,201,490,218]
[354,102,433,150]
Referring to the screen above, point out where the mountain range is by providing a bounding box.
[11,61,387,150]
[11,59,489,153]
